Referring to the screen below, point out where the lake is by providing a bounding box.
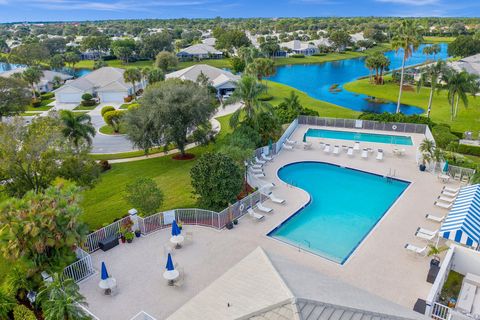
[268,43,449,114]
[0,62,91,78]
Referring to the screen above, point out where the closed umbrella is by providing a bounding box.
[443,160,449,173]
[98,262,116,293]
[171,220,181,236]
[101,262,109,280]
[163,253,179,285]
[166,253,174,271]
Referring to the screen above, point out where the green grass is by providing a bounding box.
[99,124,127,135]
[75,59,154,70]
[267,80,360,119]
[344,77,480,132]
[74,104,98,111]
[26,98,54,111]
[91,147,168,161]
[80,114,233,229]
[439,270,464,304]
[424,36,456,44]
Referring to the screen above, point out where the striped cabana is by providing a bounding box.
[440,184,480,248]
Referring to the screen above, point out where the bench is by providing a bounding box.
[98,235,119,252]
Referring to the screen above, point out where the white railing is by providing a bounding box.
[62,248,95,282]
[431,302,451,320]
[175,208,219,228]
[78,303,101,320]
[447,165,476,181]
[129,311,158,320]
[276,118,299,154]
[217,190,268,227]
[426,247,455,316]
[85,216,131,252]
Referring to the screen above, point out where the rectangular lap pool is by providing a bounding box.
[304,128,413,145]
[269,162,410,264]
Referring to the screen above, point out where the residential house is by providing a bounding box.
[450,53,480,79]
[201,37,216,46]
[176,44,223,61]
[0,67,72,93]
[280,40,318,56]
[54,67,143,103]
[350,32,366,43]
[166,64,239,96]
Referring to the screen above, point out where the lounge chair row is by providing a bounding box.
[246,192,286,220]
[405,211,446,255]
[434,186,460,209]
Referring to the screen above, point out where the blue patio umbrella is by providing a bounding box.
[268,139,273,154]
[443,160,449,173]
[166,253,174,271]
[171,220,181,236]
[101,262,109,280]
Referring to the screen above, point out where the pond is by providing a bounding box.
[268,43,449,114]
[0,62,91,78]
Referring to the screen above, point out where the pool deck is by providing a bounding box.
[79,124,460,319]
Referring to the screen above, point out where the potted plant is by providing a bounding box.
[125,231,134,243]
[178,220,183,231]
[134,229,141,238]
[119,227,127,243]
[428,244,448,266]
[233,219,238,225]
[226,221,234,229]
[419,139,434,172]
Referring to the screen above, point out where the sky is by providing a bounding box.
[0,0,478,22]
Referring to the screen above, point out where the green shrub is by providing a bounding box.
[432,125,459,149]
[41,92,54,100]
[458,144,480,156]
[99,160,111,172]
[31,100,42,108]
[13,305,36,320]
[103,110,125,133]
[81,100,96,107]
[258,94,273,101]
[81,93,93,101]
[101,106,115,117]
[128,103,140,110]
[312,53,326,57]
[358,112,433,126]
[290,54,305,58]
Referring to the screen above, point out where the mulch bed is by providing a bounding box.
[172,153,195,160]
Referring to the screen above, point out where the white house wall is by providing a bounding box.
[451,245,480,275]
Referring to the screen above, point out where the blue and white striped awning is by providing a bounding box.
[440,184,480,247]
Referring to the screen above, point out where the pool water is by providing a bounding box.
[305,128,413,145]
[269,162,410,264]
[267,43,449,114]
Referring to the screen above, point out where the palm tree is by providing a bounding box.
[37,274,89,320]
[141,67,151,88]
[282,91,302,113]
[422,44,441,61]
[21,67,44,99]
[245,58,276,92]
[365,54,376,84]
[364,52,390,85]
[123,68,142,100]
[60,110,96,149]
[443,69,479,119]
[226,75,272,128]
[416,60,447,118]
[391,20,423,113]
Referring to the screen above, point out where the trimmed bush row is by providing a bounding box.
[458,144,480,157]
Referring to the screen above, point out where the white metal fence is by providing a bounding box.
[298,115,428,134]
[431,303,451,320]
[426,248,455,318]
[85,216,132,252]
[62,248,95,283]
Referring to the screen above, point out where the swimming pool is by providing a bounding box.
[269,162,410,264]
[304,128,413,146]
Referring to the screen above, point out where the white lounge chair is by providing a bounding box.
[333,145,340,155]
[443,186,459,193]
[255,156,266,165]
[286,138,297,145]
[257,202,273,213]
[324,144,331,153]
[252,172,265,179]
[416,227,438,237]
[250,167,264,174]
[437,195,455,203]
[347,147,354,157]
[283,143,294,151]
[250,162,263,170]
[247,208,264,220]
[353,142,360,151]
[404,244,427,256]
[425,214,445,222]
[303,141,312,150]
[435,201,452,209]
[269,193,285,204]
[442,190,458,197]
[376,149,384,161]
[416,232,436,241]
[361,149,368,159]
[262,153,273,162]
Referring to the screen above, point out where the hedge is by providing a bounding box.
[13,305,36,320]
[432,125,459,148]
[81,100,97,107]
[290,54,305,58]
[101,106,115,117]
[358,112,433,126]
[41,92,54,100]
[258,94,273,101]
[458,144,480,156]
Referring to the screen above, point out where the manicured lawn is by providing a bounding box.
[344,78,480,133]
[26,98,54,111]
[75,59,154,70]
[267,80,360,119]
[99,124,127,135]
[80,115,233,229]
[74,104,99,111]
[424,36,456,44]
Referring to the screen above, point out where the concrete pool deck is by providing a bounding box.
[79,124,460,319]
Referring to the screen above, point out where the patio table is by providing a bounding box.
[170,235,185,249]
[163,270,179,286]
